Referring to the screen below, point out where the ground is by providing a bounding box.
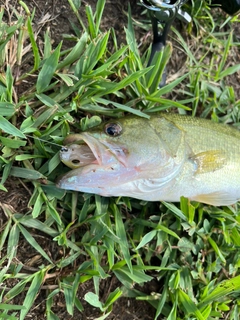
[1,0,240,319]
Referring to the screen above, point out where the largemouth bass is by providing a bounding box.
[57,113,240,206]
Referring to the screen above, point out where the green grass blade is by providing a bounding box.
[19,216,58,237]
[0,103,15,117]
[62,281,74,315]
[147,43,172,93]
[154,277,169,319]
[0,304,25,311]
[215,32,232,79]
[95,0,106,35]
[112,204,132,273]
[95,98,150,118]
[7,224,20,261]
[125,4,139,57]
[10,167,45,180]
[36,42,62,93]
[46,201,62,226]
[152,73,188,97]
[103,68,153,95]
[178,289,205,320]
[5,66,13,103]
[104,287,122,309]
[198,274,240,309]
[18,224,53,264]
[84,292,103,310]
[85,5,96,39]
[218,64,240,79]
[27,17,40,71]
[0,116,26,138]
[57,33,88,70]
[0,313,18,320]
[19,270,45,320]
[0,137,26,148]
[43,28,52,59]
[30,105,59,128]
[1,161,12,185]
[135,230,157,250]
[0,218,12,251]
[162,202,188,222]
[208,237,226,263]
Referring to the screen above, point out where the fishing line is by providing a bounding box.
[25,134,62,148]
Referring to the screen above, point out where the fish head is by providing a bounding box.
[57,115,187,196]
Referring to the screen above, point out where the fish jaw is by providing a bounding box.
[60,132,129,168]
[57,163,141,196]
[58,132,144,194]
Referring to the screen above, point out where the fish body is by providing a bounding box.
[57,113,240,206]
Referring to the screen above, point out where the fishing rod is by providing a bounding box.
[140,0,240,87]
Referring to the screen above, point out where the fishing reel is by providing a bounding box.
[140,0,191,24]
[140,0,240,21]
[140,0,191,87]
[140,0,240,87]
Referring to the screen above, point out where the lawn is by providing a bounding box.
[0,0,240,319]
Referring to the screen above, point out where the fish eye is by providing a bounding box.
[104,123,122,137]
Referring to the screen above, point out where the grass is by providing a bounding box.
[1,0,240,319]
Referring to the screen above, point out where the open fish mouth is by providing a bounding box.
[60,144,98,168]
[57,133,138,193]
[60,133,128,169]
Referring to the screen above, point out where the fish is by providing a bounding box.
[57,113,240,206]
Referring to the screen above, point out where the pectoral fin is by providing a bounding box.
[191,191,237,206]
[190,150,227,174]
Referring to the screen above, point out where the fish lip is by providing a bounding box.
[65,132,127,167]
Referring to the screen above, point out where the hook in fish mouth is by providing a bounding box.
[60,143,98,169]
